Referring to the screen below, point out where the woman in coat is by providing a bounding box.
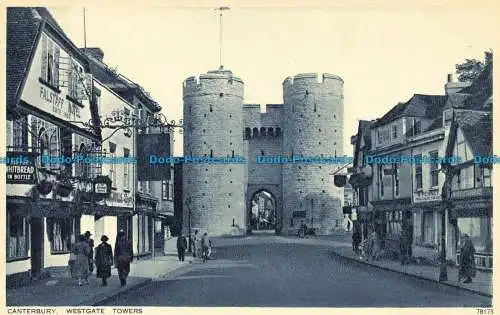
[459,234,476,283]
[95,235,113,286]
[73,234,91,286]
[114,230,133,286]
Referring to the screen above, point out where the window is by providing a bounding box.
[60,128,73,177]
[162,179,173,201]
[482,167,492,187]
[394,163,399,196]
[245,127,251,139]
[378,165,384,197]
[268,128,274,136]
[456,131,469,161]
[7,212,29,260]
[429,151,439,188]
[414,119,422,135]
[108,142,117,188]
[260,127,266,137]
[123,148,130,190]
[253,128,259,137]
[275,128,281,137]
[415,154,423,190]
[48,217,79,253]
[392,125,398,140]
[76,143,91,178]
[386,211,402,236]
[41,35,60,87]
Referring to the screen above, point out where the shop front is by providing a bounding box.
[371,198,412,254]
[450,187,493,270]
[134,193,158,258]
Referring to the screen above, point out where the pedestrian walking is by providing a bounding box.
[95,235,113,286]
[84,231,95,274]
[347,220,351,232]
[177,233,188,262]
[192,230,199,258]
[297,220,307,238]
[207,239,214,259]
[369,230,380,261]
[114,230,133,287]
[73,234,90,286]
[458,234,476,283]
[352,225,362,253]
[201,232,210,263]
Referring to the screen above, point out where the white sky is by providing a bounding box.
[48,5,497,156]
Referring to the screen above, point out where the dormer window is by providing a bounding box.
[392,125,398,140]
[413,119,422,135]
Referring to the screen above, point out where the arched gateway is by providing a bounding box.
[246,185,283,234]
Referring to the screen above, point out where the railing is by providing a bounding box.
[456,252,493,271]
[451,187,493,199]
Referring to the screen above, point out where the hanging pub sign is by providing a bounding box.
[6,151,37,184]
[137,132,171,181]
[342,206,352,214]
[334,174,347,187]
[93,175,112,201]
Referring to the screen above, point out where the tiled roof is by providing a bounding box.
[6,7,43,112]
[372,94,447,128]
[456,111,492,157]
[85,53,161,112]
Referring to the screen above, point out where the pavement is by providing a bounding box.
[6,238,193,306]
[101,234,491,307]
[6,233,492,306]
[295,233,492,297]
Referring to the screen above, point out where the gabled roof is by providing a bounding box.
[353,120,373,167]
[7,8,43,113]
[456,111,492,157]
[7,7,90,114]
[372,94,447,128]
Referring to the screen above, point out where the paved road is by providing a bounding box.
[103,236,491,307]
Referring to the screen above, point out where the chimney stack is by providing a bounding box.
[81,47,104,62]
[447,73,453,83]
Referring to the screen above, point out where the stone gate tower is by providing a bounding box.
[282,73,344,235]
[182,68,246,236]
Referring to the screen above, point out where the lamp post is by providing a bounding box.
[185,196,192,253]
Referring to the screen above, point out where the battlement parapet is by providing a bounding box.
[183,69,244,98]
[283,73,344,92]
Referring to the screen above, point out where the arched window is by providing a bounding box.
[276,127,282,137]
[268,128,274,137]
[253,127,259,138]
[260,127,266,137]
[39,128,49,168]
[78,143,89,178]
[245,127,251,139]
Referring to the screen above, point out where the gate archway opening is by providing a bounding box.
[248,190,277,234]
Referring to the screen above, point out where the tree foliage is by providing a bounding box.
[455,58,484,82]
[455,51,493,82]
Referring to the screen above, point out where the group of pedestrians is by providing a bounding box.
[69,230,133,287]
[176,230,214,263]
[350,224,478,283]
